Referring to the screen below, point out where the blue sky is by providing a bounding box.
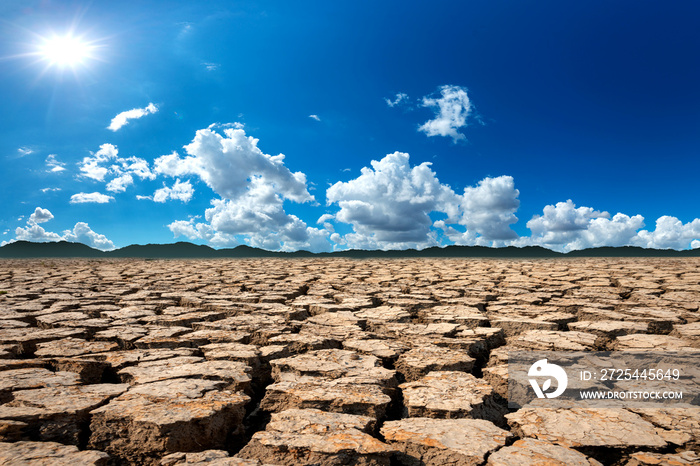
[1,0,699,252]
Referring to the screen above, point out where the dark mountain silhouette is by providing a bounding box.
[0,241,104,258]
[1,240,699,258]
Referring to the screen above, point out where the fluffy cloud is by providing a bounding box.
[106,174,134,193]
[524,200,636,251]
[78,144,155,195]
[28,207,54,225]
[108,103,158,131]
[460,176,520,240]
[70,192,114,204]
[7,208,115,251]
[326,152,460,249]
[632,216,700,250]
[309,114,321,121]
[419,85,472,142]
[155,127,312,203]
[62,222,115,250]
[163,127,329,252]
[169,177,329,251]
[13,224,62,243]
[79,144,118,181]
[522,200,700,251]
[153,179,194,203]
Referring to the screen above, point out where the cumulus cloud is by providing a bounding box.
[169,178,329,251]
[108,103,158,131]
[79,144,118,181]
[632,216,700,250]
[45,154,65,172]
[8,208,115,251]
[78,144,155,195]
[28,207,54,225]
[309,114,321,121]
[106,174,134,193]
[155,127,312,203]
[163,126,329,252]
[460,176,520,241]
[326,152,460,249]
[385,92,409,108]
[153,179,194,203]
[62,222,115,250]
[70,192,114,204]
[419,85,472,142]
[521,200,700,251]
[13,224,62,243]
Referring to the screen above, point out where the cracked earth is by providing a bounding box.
[0,258,698,465]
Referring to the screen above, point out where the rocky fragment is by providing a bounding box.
[237,409,394,466]
[506,407,673,449]
[0,440,109,465]
[486,438,603,466]
[89,387,250,465]
[400,371,506,425]
[395,346,474,382]
[381,417,511,466]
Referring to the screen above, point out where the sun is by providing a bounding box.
[38,34,94,68]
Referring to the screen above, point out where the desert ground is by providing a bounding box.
[0,258,698,465]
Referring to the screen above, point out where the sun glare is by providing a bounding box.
[39,34,94,68]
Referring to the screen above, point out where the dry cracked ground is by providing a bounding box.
[0,258,698,465]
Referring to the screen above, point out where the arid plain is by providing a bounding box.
[0,258,698,465]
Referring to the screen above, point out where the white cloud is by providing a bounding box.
[692,240,700,249]
[524,200,616,251]
[8,208,115,251]
[70,192,114,204]
[17,147,33,156]
[14,224,62,243]
[108,103,158,131]
[155,127,312,203]
[459,176,520,241]
[169,178,329,251]
[40,188,62,193]
[62,222,115,250]
[309,114,321,121]
[419,85,472,142]
[163,126,329,252]
[78,144,154,195]
[385,92,409,107]
[45,154,65,172]
[326,151,460,249]
[153,179,194,203]
[117,157,156,180]
[136,195,152,201]
[203,62,220,71]
[632,216,700,250]
[520,200,700,251]
[28,207,54,225]
[79,144,118,181]
[106,174,134,193]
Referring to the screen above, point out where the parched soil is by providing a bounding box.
[0,258,698,465]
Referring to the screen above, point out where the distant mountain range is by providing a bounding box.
[0,240,699,258]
